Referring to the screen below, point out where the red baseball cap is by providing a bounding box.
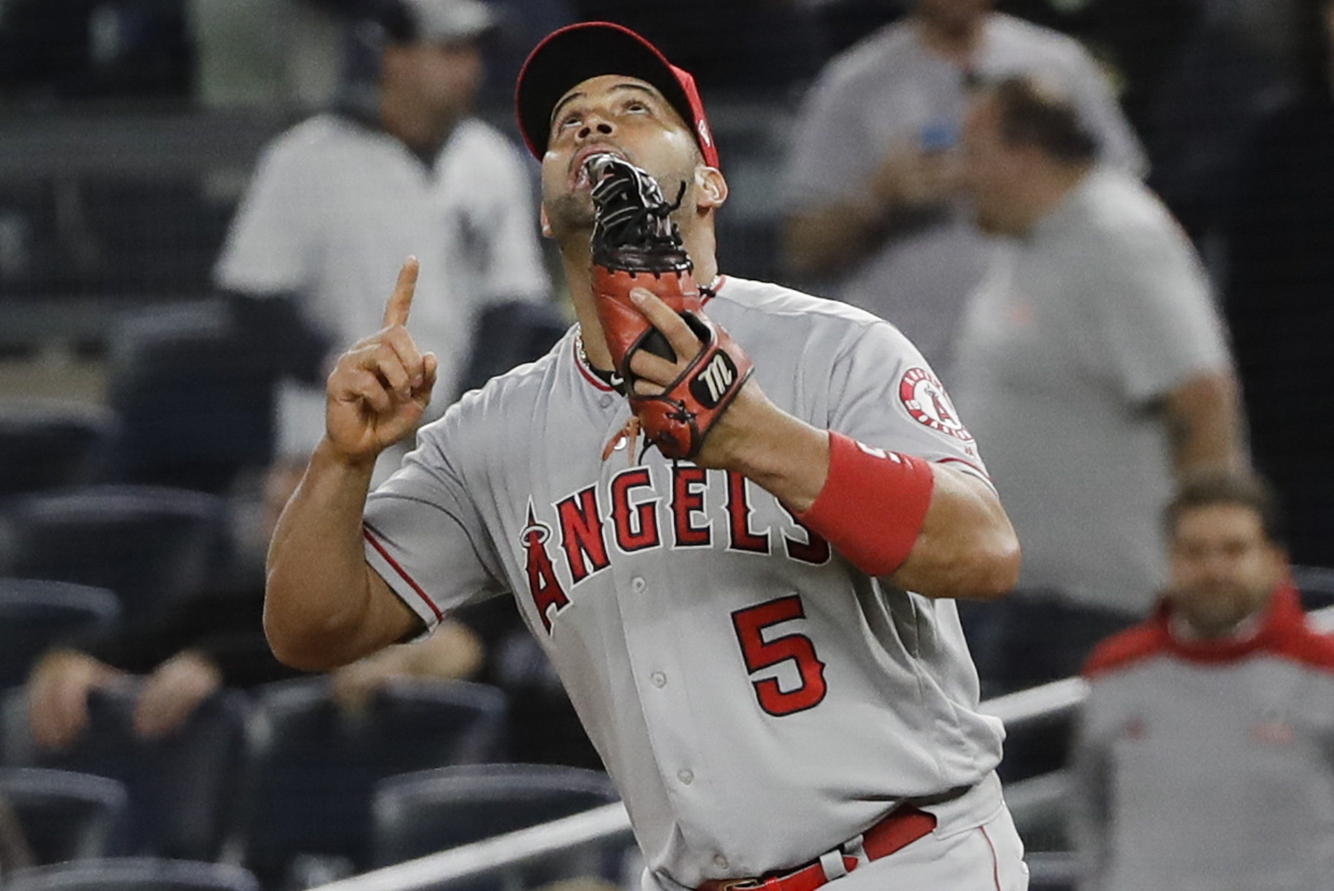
[514,22,719,169]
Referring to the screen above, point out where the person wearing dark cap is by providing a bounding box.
[215,0,552,493]
[265,21,1029,891]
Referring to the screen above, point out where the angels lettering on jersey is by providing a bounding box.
[521,465,829,633]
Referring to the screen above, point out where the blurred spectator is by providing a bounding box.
[1070,470,1334,891]
[0,0,193,104]
[214,0,553,489]
[23,463,483,750]
[781,0,1143,377]
[951,76,1245,693]
[1223,0,1334,570]
[26,611,483,749]
[190,0,351,110]
[329,622,483,712]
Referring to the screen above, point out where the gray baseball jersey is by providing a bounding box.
[362,276,1006,889]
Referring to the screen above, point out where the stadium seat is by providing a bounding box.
[0,485,227,625]
[0,579,120,689]
[1024,851,1080,891]
[229,676,508,886]
[457,300,570,397]
[0,181,63,297]
[102,301,274,495]
[3,858,261,891]
[80,178,232,296]
[0,402,118,498]
[0,767,128,863]
[1295,564,1334,611]
[995,708,1077,785]
[1004,770,1073,853]
[0,684,249,860]
[371,763,624,891]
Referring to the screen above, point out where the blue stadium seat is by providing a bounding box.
[457,301,570,397]
[1295,564,1334,611]
[229,676,508,886]
[0,402,118,498]
[4,858,261,891]
[0,579,120,689]
[0,485,227,625]
[0,767,128,863]
[371,763,624,891]
[103,302,273,495]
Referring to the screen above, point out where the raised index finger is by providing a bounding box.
[382,256,419,328]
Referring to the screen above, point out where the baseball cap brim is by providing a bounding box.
[514,22,719,169]
[376,0,499,45]
[413,0,497,44]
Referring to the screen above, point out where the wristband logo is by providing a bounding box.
[899,367,973,441]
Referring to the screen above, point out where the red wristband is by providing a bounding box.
[795,431,935,577]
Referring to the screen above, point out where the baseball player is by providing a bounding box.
[265,21,1028,891]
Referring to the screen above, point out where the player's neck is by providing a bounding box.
[380,100,458,163]
[560,241,613,370]
[560,228,719,374]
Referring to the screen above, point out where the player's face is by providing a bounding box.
[960,95,1026,235]
[540,75,703,239]
[1166,503,1286,638]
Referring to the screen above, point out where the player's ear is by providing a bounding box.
[694,166,727,211]
[539,204,554,239]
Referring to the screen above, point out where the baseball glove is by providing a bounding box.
[586,154,753,460]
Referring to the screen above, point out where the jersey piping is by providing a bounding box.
[363,524,444,621]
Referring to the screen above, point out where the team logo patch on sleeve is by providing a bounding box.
[898,367,973,441]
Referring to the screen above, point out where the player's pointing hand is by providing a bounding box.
[324,257,438,466]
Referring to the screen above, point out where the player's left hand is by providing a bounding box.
[624,287,770,467]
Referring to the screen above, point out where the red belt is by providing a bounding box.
[696,806,937,891]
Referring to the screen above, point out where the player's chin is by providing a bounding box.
[544,193,596,234]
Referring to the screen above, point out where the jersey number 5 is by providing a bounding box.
[731,595,827,716]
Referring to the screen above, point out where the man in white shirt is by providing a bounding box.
[215,0,551,482]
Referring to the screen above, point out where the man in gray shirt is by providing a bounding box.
[951,76,1245,694]
[1072,471,1334,891]
[782,0,1143,378]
